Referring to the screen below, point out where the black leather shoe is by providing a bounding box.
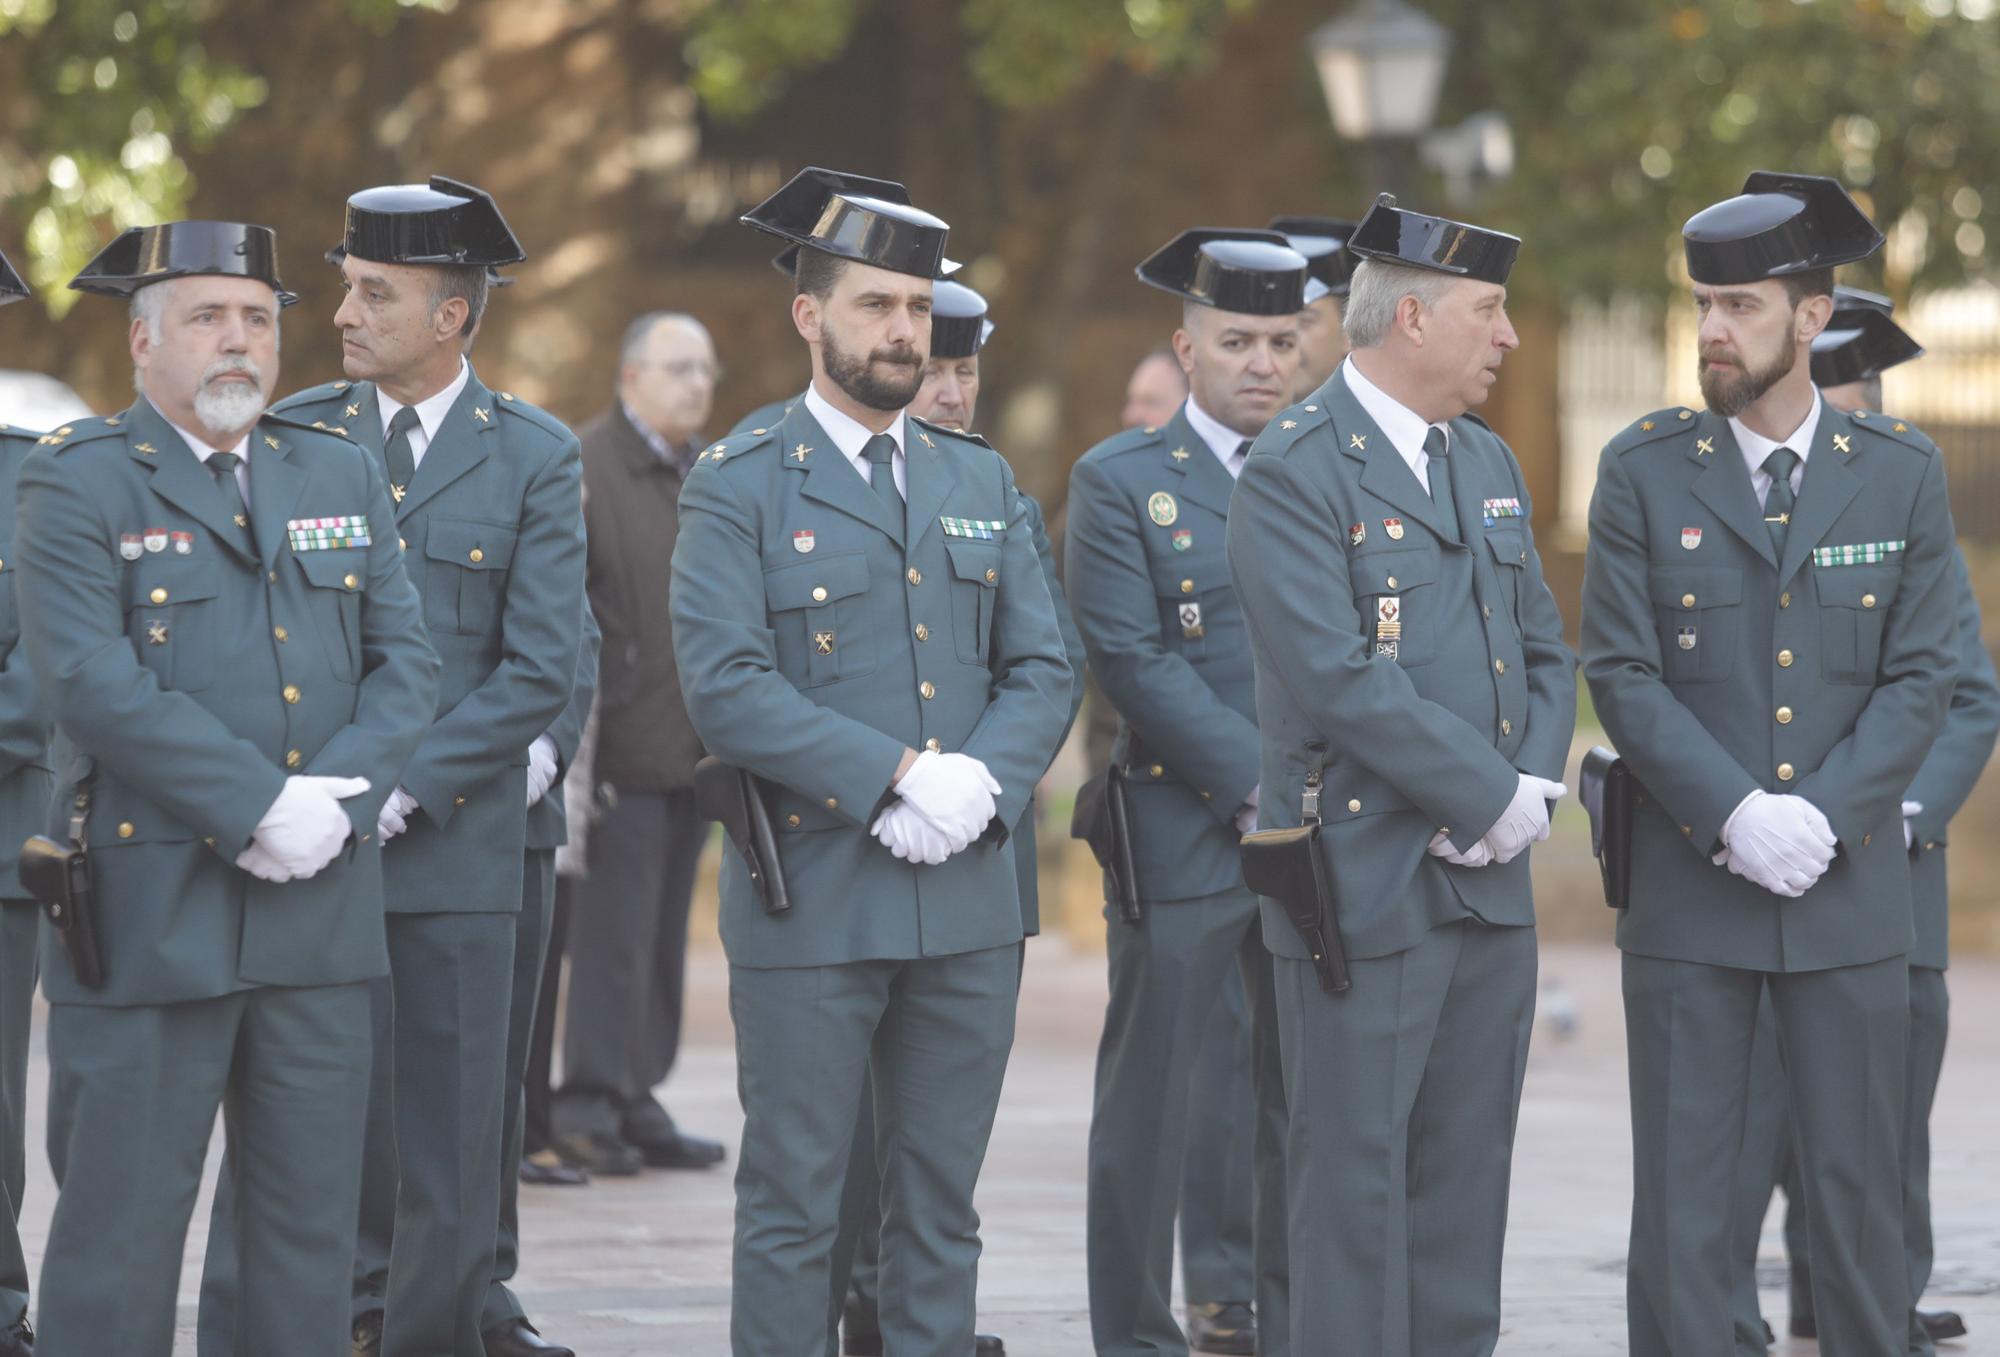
[1188,1301,1256,1356]
[1788,1311,1816,1339]
[841,1319,1002,1355]
[841,1302,882,1357]
[351,1312,383,1357]
[1921,1309,1968,1342]
[520,1148,590,1186]
[1761,1318,1774,1346]
[975,1334,1006,1355]
[481,1316,576,1356]
[630,1128,727,1169]
[552,1129,643,1176]
[0,1317,33,1356]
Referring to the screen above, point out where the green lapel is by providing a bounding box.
[1686,411,1777,568]
[903,418,959,551]
[123,399,258,566]
[247,418,313,572]
[1326,368,1455,544]
[395,367,497,521]
[782,401,904,547]
[1165,403,1238,518]
[1777,405,1865,586]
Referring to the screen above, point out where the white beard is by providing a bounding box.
[193,378,266,434]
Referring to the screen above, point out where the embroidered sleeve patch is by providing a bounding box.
[287,515,373,551]
[1813,540,1905,567]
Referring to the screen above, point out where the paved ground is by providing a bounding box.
[13,937,2000,1354]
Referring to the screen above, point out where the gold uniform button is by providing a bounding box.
[915,623,930,642]
[1863,833,1873,847]
[812,586,828,602]
[204,836,217,847]
[1200,791,1212,800]
[1681,592,1696,609]
[454,795,468,806]
[1347,798,1362,813]
[1861,593,1877,609]
[285,749,302,768]
[399,537,407,550]
[1495,659,1507,674]
[1777,762,1795,782]
[919,681,936,699]
[924,738,942,753]
[1778,649,1794,667]
[1682,824,1693,836]
[468,547,485,564]
[787,814,802,828]
[1149,764,1165,778]
[1780,592,1792,608]
[825,797,839,810]
[150,586,169,604]
[268,570,278,583]
[344,573,359,589]
[985,567,998,584]
[1925,841,1937,852]
[1500,718,1513,735]
[117,822,134,839]
[273,626,289,642]
[1776,706,1793,724]
[907,567,922,585]
[1180,579,1194,594]
[1482,605,1492,620]
[282,684,301,704]
[1386,575,1399,590]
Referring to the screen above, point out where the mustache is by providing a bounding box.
[870,347,920,368]
[200,355,263,388]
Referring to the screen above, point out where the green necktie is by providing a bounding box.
[1762,447,1800,555]
[385,405,421,505]
[207,450,254,553]
[1424,426,1457,537]
[864,432,903,514]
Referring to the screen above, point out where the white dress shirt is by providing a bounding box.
[377,356,471,470]
[1730,391,1819,509]
[1182,395,1250,480]
[162,415,252,506]
[1343,355,1450,493]
[805,381,908,499]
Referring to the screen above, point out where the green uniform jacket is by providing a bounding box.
[1906,547,2000,969]
[0,427,53,898]
[669,402,1071,969]
[1225,369,1577,961]
[273,371,584,914]
[526,601,600,853]
[1581,403,1959,973]
[13,400,440,1006]
[1066,403,1260,903]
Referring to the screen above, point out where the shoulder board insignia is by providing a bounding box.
[1612,409,1688,453]
[334,381,351,392]
[1855,411,1932,452]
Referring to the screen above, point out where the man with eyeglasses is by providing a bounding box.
[550,312,729,1175]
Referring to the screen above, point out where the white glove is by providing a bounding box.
[376,786,419,844]
[252,775,370,879]
[1428,828,1495,868]
[527,735,560,808]
[1235,785,1260,836]
[1481,773,1567,865]
[1902,799,1923,850]
[871,802,955,866]
[1713,790,1837,897]
[894,750,1002,848]
[234,841,294,883]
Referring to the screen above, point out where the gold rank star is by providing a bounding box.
[1894,422,1908,433]
[1832,433,1852,453]
[1280,420,1297,430]
[1640,420,1655,432]
[1349,433,1368,450]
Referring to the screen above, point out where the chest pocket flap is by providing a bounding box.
[1484,528,1527,569]
[944,540,1000,588]
[1348,549,1439,600]
[1645,566,1742,611]
[424,517,516,572]
[122,559,222,610]
[765,551,869,611]
[294,550,367,593]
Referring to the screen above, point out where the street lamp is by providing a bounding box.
[1308,0,1452,196]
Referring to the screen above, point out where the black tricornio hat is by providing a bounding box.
[1268,215,1360,298]
[1137,229,1310,316]
[743,167,952,281]
[0,247,25,306]
[70,221,298,306]
[1683,171,1883,285]
[332,175,526,270]
[1344,194,1519,286]
[929,280,994,359]
[1810,286,1923,387]
[768,242,960,281]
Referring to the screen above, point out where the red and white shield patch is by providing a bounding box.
[1681,527,1702,551]
[792,530,815,554]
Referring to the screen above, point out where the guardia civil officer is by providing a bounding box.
[0,247,52,1357]
[1225,195,1575,1357]
[1580,172,1960,1357]
[197,179,586,1357]
[1728,289,1995,1354]
[1069,228,1308,1357]
[670,167,1071,1357]
[15,223,439,1357]
[825,276,1084,1357]
[1268,215,1359,401]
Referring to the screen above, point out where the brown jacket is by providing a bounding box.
[580,404,705,791]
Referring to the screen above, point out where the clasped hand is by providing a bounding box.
[1711,790,1837,898]
[236,775,371,883]
[870,750,1002,866]
[1426,773,1567,869]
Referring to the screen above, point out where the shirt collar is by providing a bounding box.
[1181,395,1248,473]
[378,356,471,444]
[804,380,905,467]
[159,410,250,466]
[1342,354,1449,476]
[1730,390,1821,479]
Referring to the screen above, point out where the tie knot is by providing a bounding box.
[1233,440,1253,464]
[388,406,422,437]
[1422,426,1449,459]
[209,451,241,476]
[863,433,897,467]
[1763,447,1800,482]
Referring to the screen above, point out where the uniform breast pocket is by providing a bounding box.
[765,551,874,687]
[293,549,366,682]
[123,558,222,692]
[1647,565,1742,683]
[1813,564,1899,684]
[422,517,516,636]
[1482,527,1527,625]
[1349,547,1441,667]
[944,541,1000,666]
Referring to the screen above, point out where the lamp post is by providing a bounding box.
[1308,0,1452,199]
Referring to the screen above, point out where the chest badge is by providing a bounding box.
[171,531,193,555]
[1148,492,1179,527]
[1681,526,1703,550]
[1678,626,1697,651]
[1383,518,1405,541]
[1178,601,1205,639]
[146,621,169,646]
[1349,522,1366,547]
[813,630,835,655]
[1171,528,1193,552]
[143,528,168,554]
[120,534,144,561]
[792,530,815,554]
